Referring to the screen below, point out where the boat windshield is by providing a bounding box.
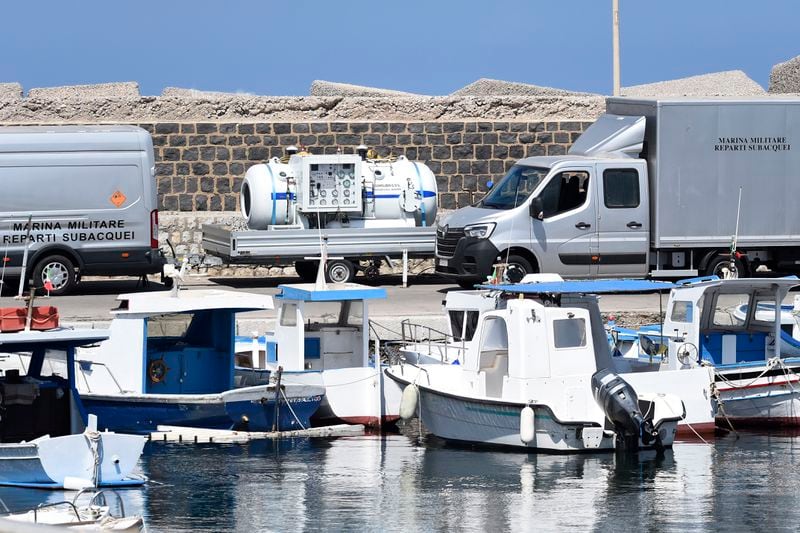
[478,165,549,210]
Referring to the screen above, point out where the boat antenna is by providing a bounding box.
[727,187,743,279]
[0,241,8,298]
[15,216,33,299]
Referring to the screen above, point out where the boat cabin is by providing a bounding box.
[661,276,800,367]
[77,290,273,395]
[0,329,109,442]
[267,283,386,372]
[458,280,672,404]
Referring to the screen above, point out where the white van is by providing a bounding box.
[0,125,165,295]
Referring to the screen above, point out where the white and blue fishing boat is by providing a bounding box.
[658,276,800,427]
[386,279,715,452]
[0,327,145,489]
[238,282,402,428]
[72,287,324,434]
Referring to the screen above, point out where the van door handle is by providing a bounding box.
[627,221,643,229]
[575,222,591,230]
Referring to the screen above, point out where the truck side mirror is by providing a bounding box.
[530,197,544,220]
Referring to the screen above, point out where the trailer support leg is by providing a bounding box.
[402,249,408,288]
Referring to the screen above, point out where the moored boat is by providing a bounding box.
[0,326,145,489]
[386,279,711,452]
[73,287,324,433]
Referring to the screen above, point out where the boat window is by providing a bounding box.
[553,318,587,348]
[464,311,480,341]
[147,313,193,338]
[449,311,465,340]
[280,303,298,326]
[540,171,590,218]
[751,296,777,327]
[711,293,749,329]
[670,301,694,323]
[345,300,364,326]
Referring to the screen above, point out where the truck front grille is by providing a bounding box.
[436,227,463,258]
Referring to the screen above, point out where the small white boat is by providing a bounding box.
[3,488,143,531]
[238,282,401,428]
[0,328,146,489]
[386,279,708,453]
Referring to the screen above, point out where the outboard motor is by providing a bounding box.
[591,368,660,452]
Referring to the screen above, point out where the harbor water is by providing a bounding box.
[1,425,799,532]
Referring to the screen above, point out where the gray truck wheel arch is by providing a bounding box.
[498,248,540,275]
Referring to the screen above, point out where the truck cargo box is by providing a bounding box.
[607,98,800,249]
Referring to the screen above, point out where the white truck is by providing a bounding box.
[202,147,438,282]
[0,126,165,295]
[435,97,800,287]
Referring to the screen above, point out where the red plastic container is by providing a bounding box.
[0,307,59,332]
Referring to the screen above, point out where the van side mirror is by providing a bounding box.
[530,197,544,220]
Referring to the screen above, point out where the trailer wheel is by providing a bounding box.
[294,261,318,282]
[32,255,77,296]
[705,255,745,279]
[326,260,356,283]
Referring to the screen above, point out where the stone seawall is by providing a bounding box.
[142,119,589,212]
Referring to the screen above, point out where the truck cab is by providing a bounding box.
[436,115,650,287]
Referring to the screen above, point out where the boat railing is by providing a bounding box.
[400,319,467,364]
[74,488,126,519]
[33,501,82,524]
[75,360,125,394]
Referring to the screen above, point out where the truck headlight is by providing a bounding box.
[464,223,495,239]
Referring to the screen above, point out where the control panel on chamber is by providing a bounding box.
[297,155,362,212]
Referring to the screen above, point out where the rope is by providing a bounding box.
[713,356,782,389]
[710,382,737,435]
[279,387,307,430]
[660,394,710,445]
[85,430,102,487]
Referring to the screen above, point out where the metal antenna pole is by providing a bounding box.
[612,0,621,96]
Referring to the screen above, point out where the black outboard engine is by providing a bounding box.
[591,368,659,452]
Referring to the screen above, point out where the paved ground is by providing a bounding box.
[0,273,670,339]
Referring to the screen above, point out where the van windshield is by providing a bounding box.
[478,165,549,210]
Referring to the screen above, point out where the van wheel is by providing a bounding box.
[457,279,480,289]
[32,255,77,296]
[505,255,534,283]
[326,260,356,283]
[705,255,745,279]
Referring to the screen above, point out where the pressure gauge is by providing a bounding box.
[343,179,351,188]
[320,190,327,197]
[332,190,339,197]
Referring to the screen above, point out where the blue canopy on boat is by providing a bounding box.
[277,283,387,302]
[477,279,674,294]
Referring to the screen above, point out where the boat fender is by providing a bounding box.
[399,384,418,420]
[520,405,535,444]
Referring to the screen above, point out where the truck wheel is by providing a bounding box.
[705,255,745,279]
[294,261,318,282]
[32,255,77,296]
[326,260,356,283]
[505,255,534,283]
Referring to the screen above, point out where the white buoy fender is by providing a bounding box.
[520,405,535,444]
[399,384,418,420]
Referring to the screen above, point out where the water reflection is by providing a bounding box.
[1,431,800,531]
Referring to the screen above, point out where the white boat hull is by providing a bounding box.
[716,369,800,425]
[386,367,679,452]
[0,432,146,489]
[280,367,402,427]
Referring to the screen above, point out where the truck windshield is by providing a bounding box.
[478,165,549,210]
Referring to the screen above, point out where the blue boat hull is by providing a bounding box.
[82,388,324,434]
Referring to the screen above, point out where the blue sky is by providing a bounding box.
[2,0,796,96]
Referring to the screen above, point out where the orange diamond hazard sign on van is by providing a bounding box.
[110,190,127,207]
